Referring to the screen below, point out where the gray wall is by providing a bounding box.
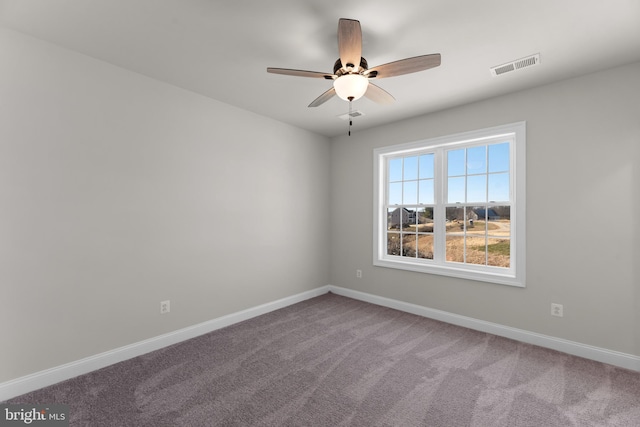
[2,24,638,386]
[330,61,640,357]
[0,29,331,383]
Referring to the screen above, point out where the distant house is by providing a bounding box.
[389,207,416,227]
[474,208,500,220]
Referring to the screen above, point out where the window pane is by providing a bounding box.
[419,154,434,179]
[388,207,417,230]
[388,207,402,230]
[389,158,402,182]
[403,156,418,180]
[446,206,464,222]
[448,177,465,203]
[467,175,486,203]
[467,146,486,174]
[467,207,482,231]
[418,179,434,204]
[487,238,510,268]
[488,142,510,173]
[401,233,417,257]
[488,173,509,202]
[445,206,465,263]
[406,208,418,228]
[417,206,434,224]
[486,206,510,237]
[387,232,401,256]
[417,234,433,259]
[446,235,465,263]
[387,207,399,230]
[403,181,418,204]
[448,149,465,176]
[466,235,487,265]
[388,182,402,205]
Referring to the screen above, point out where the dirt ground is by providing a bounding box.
[392,220,511,267]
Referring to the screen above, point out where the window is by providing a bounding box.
[373,122,526,287]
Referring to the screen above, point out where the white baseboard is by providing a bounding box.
[3,284,638,401]
[327,285,640,372]
[0,286,330,401]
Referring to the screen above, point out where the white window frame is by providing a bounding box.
[373,122,526,287]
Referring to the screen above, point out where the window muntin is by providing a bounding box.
[374,122,525,287]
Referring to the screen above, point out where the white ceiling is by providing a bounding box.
[2,0,639,137]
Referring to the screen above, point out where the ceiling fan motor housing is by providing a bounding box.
[333,57,368,76]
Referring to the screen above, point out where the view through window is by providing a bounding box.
[374,122,525,286]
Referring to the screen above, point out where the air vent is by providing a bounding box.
[491,53,540,77]
[337,110,365,120]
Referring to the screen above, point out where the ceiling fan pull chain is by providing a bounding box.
[348,97,354,136]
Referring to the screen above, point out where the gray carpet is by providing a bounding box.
[6,293,640,426]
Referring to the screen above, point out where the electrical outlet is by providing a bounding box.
[356,269,362,279]
[160,300,170,314]
[551,303,563,317]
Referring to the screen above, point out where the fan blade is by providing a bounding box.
[338,19,362,70]
[267,68,335,79]
[366,54,441,78]
[308,87,336,107]
[364,83,395,105]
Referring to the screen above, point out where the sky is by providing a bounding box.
[388,141,510,206]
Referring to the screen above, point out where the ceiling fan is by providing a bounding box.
[267,18,441,108]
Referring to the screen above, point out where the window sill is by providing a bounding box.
[373,257,525,287]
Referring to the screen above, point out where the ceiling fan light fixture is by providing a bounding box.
[333,74,369,101]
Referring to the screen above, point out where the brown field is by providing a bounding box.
[388,220,511,268]
[444,236,510,267]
